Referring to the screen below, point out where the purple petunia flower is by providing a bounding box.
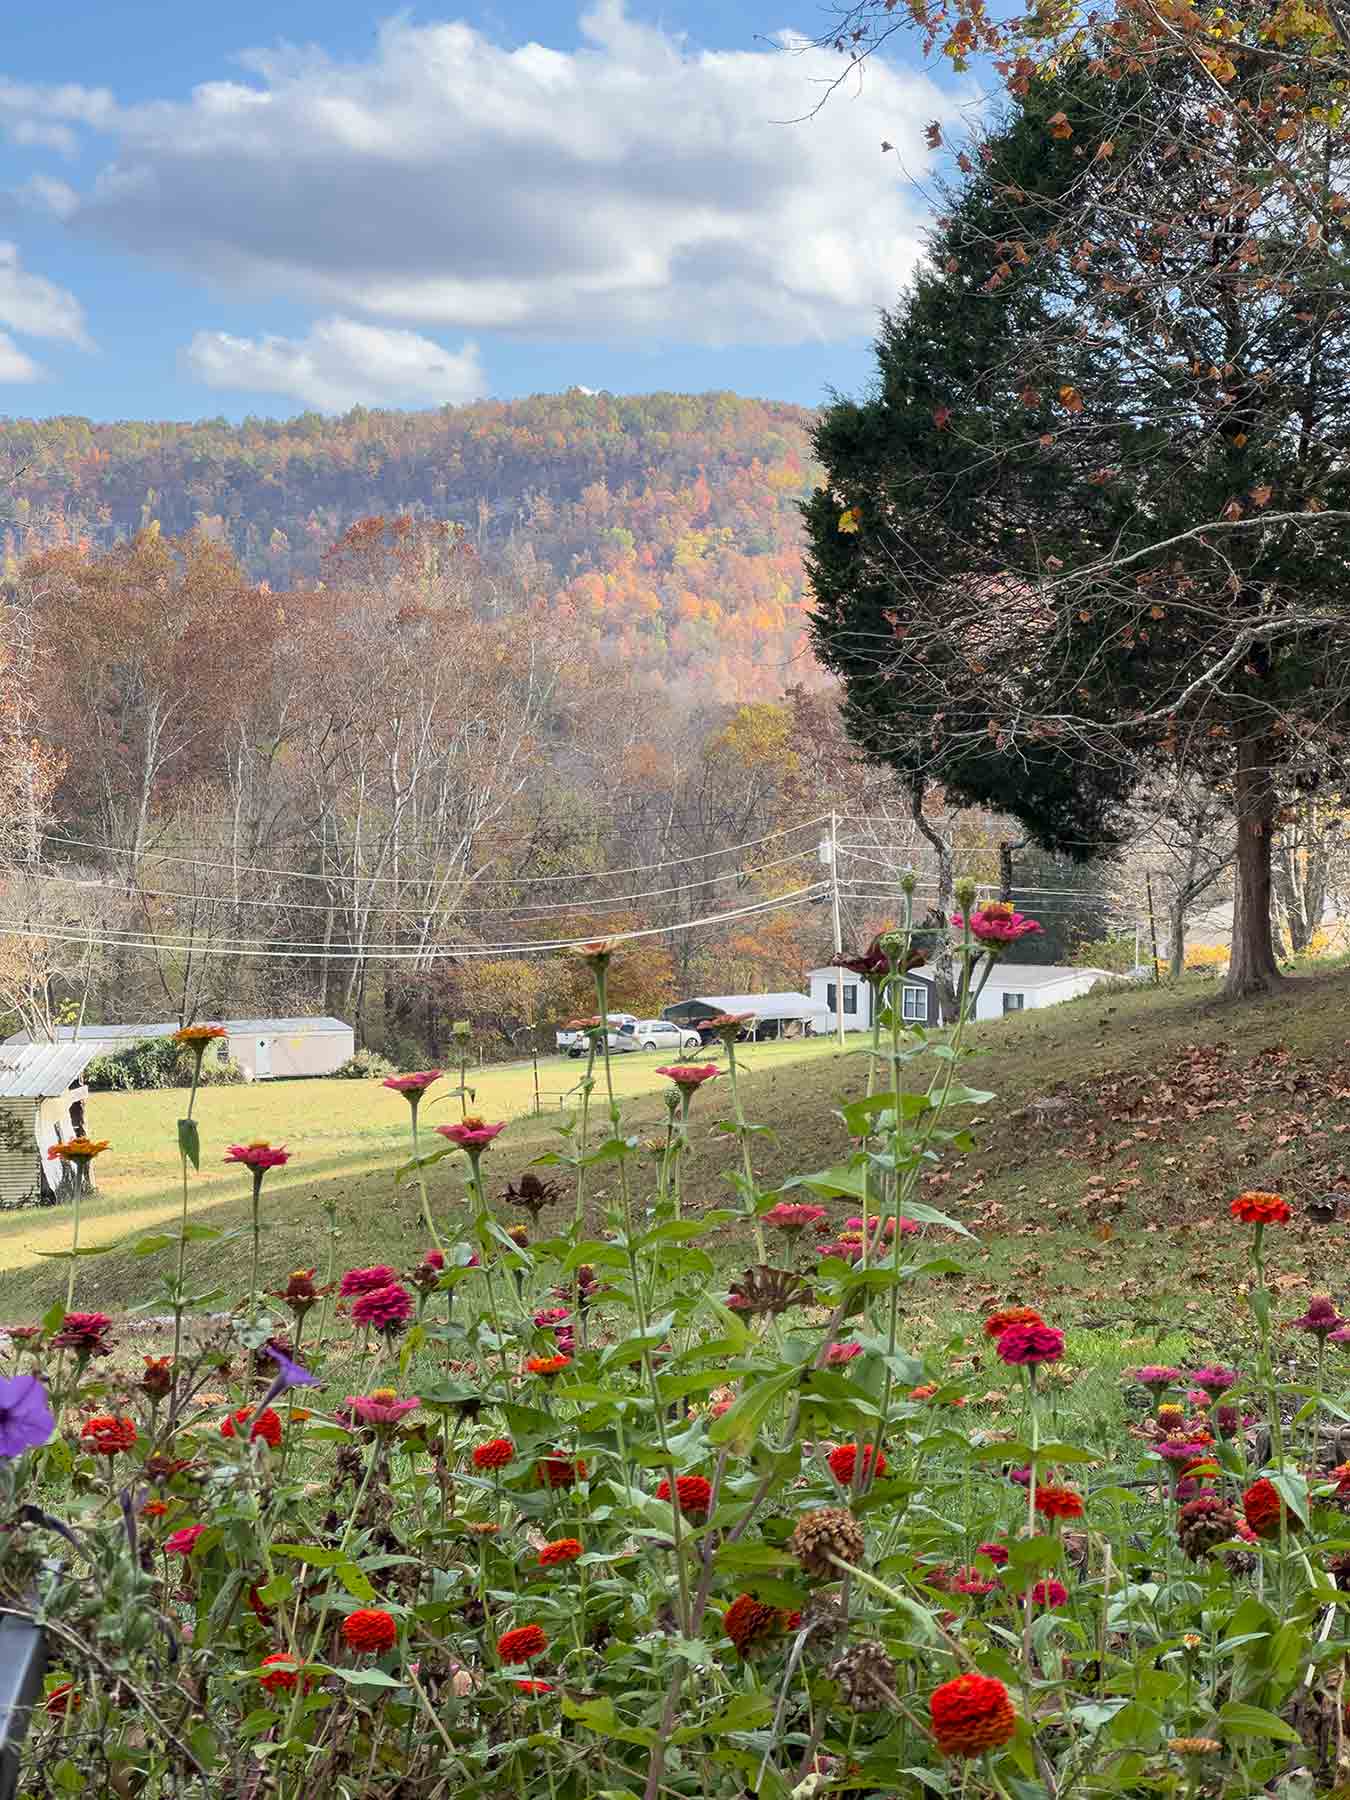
[0,1374,54,1457]
[266,1344,321,1391]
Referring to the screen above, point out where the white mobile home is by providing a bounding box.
[0,1042,102,1208]
[661,991,830,1040]
[808,963,1112,1031]
[4,1017,355,1081]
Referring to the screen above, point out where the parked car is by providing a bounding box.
[555,1012,637,1053]
[566,1027,642,1060]
[631,1018,703,1053]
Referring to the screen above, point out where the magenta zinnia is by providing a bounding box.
[351,1283,414,1333]
[951,903,1043,946]
[224,1141,290,1172]
[435,1117,506,1149]
[995,1322,1065,1367]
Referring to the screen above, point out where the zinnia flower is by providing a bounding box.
[1033,1484,1085,1522]
[1243,1476,1291,1539]
[996,1323,1064,1367]
[1132,1365,1181,1397]
[497,1624,548,1664]
[435,1117,507,1150]
[827,1443,887,1487]
[51,1311,113,1356]
[535,1453,586,1489]
[824,1341,862,1366]
[273,1268,328,1315]
[173,1023,227,1051]
[342,1389,420,1427]
[534,1307,570,1328]
[656,1473,713,1518]
[1190,1365,1239,1398]
[1155,1433,1212,1466]
[1030,1579,1069,1609]
[472,1437,514,1470]
[224,1141,291,1172]
[340,1265,398,1297]
[655,1064,721,1094]
[47,1138,110,1162]
[515,1679,554,1694]
[929,1672,1017,1758]
[221,1406,282,1448]
[382,1070,443,1096]
[763,1202,828,1232]
[723,1594,793,1658]
[983,1305,1044,1339]
[259,1651,303,1694]
[44,1684,79,1716]
[951,903,1043,947]
[81,1414,136,1457]
[351,1283,414,1333]
[525,1354,570,1377]
[950,1566,999,1596]
[538,1539,583,1566]
[165,1524,206,1556]
[1290,1296,1344,1339]
[140,1356,174,1400]
[342,1609,398,1654]
[1230,1190,1291,1225]
[0,1374,54,1456]
[976,1541,1009,1567]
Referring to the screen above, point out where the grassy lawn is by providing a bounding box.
[5,963,1349,1419]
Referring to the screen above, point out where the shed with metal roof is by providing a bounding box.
[660,992,828,1041]
[0,1042,102,1209]
[4,1017,355,1081]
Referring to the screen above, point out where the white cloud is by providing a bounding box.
[185,316,487,411]
[0,242,89,346]
[0,331,41,382]
[41,3,946,345]
[15,175,79,220]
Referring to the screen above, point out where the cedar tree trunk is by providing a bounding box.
[1223,725,1285,1000]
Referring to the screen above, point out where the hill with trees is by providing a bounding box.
[0,391,817,702]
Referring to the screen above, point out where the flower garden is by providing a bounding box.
[5,894,1350,1797]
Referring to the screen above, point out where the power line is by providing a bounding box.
[44,815,831,889]
[0,886,827,963]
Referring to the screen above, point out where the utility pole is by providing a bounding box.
[828,811,846,1048]
[1145,873,1161,984]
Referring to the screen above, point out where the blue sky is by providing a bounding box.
[0,2,946,421]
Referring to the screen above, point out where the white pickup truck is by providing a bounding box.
[554,1012,639,1054]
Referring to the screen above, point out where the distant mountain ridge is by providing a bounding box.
[1,390,821,699]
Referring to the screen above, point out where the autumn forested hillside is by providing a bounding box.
[0,391,818,700]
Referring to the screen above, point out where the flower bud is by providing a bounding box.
[900,869,917,896]
[954,877,977,910]
[452,1019,473,1042]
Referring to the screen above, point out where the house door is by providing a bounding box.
[254,1037,272,1078]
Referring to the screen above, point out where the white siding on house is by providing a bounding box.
[810,963,1109,1028]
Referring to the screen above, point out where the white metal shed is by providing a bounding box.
[0,1042,102,1208]
[4,1017,355,1081]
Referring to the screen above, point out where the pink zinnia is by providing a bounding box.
[351,1284,414,1333]
[342,1391,421,1427]
[818,1239,863,1264]
[165,1525,206,1556]
[534,1307,570,1328]
[996,1323,1065,1367]
[951,904,1044,946]
[224,1142,290,1172]
[340,1265,398,1297]
[1191,1365,1239,1397]
[824,1341,862,1367]
[422,1250,445,1270]
[382,1070,443,1095]
[763,1202,828,1233]
[976,1541,1009,1567]
[435,1118,506,1150]
[655,1064,721,1094]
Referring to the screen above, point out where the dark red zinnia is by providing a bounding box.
[656,1473,714,1518]
[498,1624,548,1664]
[472,1437,514,1470]
[342,1609,398,1654]
[827,1443,887,1487]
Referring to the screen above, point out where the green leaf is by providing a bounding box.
[134,1234,175,1256]
[1268,1469,1310,1529]
[331,1668,406,1691]
[708,1368,796,1451]
[1216,1701,1301,1743]
[272,1543,347,1568]
[336,1561,377,1602]
[894,1200,974,1238]
[394,1145,458,1184]
[34,1244,118,1259]
[177,1117,200,1171]
[41,1300,65,1335]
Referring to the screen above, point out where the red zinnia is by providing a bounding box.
[1243,1476,1290,1539]
[259,1652,303,1694]
[1230,1190,1292,1226]
[996,1323,1065,1367]
[1034,1484,1085,1522]
[976,1541,1010,1567]
[983,1305,1044,1338]
[1030,1579,1069,1608]
[515,1678,554,1694]
[342,1608,398,1654]
[45,1683,79,1715]
[220,1406,282,1448]
[498,1624,548,1664]
[723,1593,793,1657]
[472,1437,514,1471]
[164,1524,206,1556]
[525,1354,571,1377]
[538,1538,583,1566]
[827,1443,887,1487]
[930,1672,1017,1758]
[536,1453,586,1489]
[656,1473,714,1518]
[81,1415,137,1457]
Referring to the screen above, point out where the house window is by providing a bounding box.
[843,984,858,1016]
[826,981,836,1011]
[217,1041,231,1063]
[902,985,926,1021]
[1002,992,1025,1014]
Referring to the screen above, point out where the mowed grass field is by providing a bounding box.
[5,963,1350,1427]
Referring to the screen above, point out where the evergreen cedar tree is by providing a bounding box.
[804,51,1350,999]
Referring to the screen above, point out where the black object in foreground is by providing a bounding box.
[0,1616,45,1800]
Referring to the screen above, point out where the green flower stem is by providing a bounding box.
[723,1037,766,1266]
[409,1097,445,1258]
[169,1049,206,1411]
[248,1169,264,1329]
